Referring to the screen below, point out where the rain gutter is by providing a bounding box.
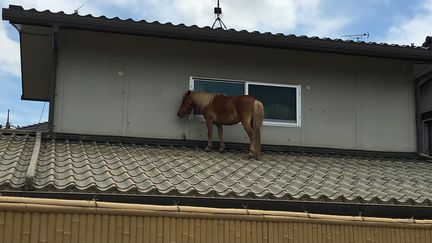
[1,196,432,228]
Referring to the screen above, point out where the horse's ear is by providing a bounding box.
[187,90,191,95]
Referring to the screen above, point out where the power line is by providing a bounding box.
[36,102,47,131]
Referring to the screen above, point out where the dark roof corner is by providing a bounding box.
[423,36,432,48]
[8,5,25,10]
[1,5,22,20]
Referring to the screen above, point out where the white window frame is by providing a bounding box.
[189,76,302,127]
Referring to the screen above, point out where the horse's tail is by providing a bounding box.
[253,100,264,159]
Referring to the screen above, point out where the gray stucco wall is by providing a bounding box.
[54,29,416,152]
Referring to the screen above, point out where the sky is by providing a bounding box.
[0,0,431,127]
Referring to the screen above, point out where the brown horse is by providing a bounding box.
[177,90,264,159]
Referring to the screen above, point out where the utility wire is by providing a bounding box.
[36,102,46,131]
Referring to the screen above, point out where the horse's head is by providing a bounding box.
[177,90,194,118]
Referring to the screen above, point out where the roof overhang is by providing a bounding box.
[3,5,432,100]
[17,25,53,101]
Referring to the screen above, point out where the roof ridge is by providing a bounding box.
[25,132,41,190]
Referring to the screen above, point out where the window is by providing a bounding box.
[190,77,301,126]
[193,79,244,96]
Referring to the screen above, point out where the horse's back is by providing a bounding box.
[208,95,255,124]
[214,95,255,110]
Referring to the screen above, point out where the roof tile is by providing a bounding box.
[1,132,432,205]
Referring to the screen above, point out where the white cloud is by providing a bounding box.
[384,0,432,46]
[1,0,353,42]
[0,22,20,76]
[223,0,311,32]
[0,0,104,77]
[89,0,351,37]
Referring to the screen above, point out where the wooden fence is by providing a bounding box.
[0,196,431,243]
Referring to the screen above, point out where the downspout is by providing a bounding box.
[47,26,59,136]
[415,78,422,153]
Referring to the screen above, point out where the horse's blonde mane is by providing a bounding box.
[190,91,217,111]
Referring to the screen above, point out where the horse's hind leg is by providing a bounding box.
[241,121,255,158]
[217,125,225,152]
[205,119,213,152]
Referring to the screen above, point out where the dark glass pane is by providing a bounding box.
[193,79,244,115]
[194,79,244,96]
[249,84,297,122]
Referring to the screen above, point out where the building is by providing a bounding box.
[2,4,432,242]
[419,36,432,155]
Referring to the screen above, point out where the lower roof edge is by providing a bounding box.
[2,190,432,220]
[3,194,432,228]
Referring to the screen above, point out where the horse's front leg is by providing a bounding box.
[205,119,213,152]
[217,125,225,152]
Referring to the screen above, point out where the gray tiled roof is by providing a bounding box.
[1,132,432,206]
[0,132,34,188]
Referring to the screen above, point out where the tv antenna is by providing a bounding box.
[74,0,88,14]
[341,32,369,42]
[211,0,227,30]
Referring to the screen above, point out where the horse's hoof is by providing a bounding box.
[219,148,225,153]
[205,147,212,152]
